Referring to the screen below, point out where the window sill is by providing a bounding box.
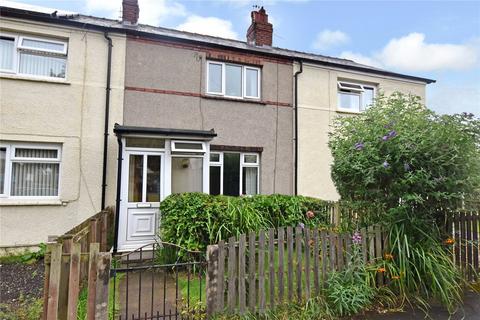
[0,73,70,85]
[202,94,266,105]
[336,108,362,115]
[0,199,65,206]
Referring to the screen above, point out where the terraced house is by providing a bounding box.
[0,0,434,252]
[0,2,126,251]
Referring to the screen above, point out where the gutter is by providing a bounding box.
[293,60,303,195]
[101,32,113,210]
[0,7,435,85]
[112,135,123,254]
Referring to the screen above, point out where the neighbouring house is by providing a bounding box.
[295,61,434,201]
[0,0,435,252]
[0,1,126,251]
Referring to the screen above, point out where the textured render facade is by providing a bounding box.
[296,63,427,200]
[123,37,294,195]
[0,16,126,248]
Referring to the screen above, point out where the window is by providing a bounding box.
[337,81,375,112]
[209,152,259,196]
[0,143,61,198]
[171,141,206,153]
[206,61,261,99]
[171,157,203,194]
[0,33,67,79]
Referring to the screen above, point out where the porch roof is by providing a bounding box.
[113,124,217,139]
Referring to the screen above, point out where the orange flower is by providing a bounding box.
[306,210,315,219]
[377,267,386,273]
[444,238,455,245]
[384,253,394,260]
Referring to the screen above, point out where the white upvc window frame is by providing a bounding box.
[206,61,261,100]
[18,35,68,55]
[171,140,206,153]
[0,32,68,80]
[208,151,260,196]
[209,152,224,194]
[0,33,18,74]
[0,142,62,199]
[337,81,376,113]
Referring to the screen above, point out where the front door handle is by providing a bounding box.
[137,203,152,208]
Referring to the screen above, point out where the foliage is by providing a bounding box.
[0,296,43,320]
[324,239,377,317]
[159,193,333,256]
[211,296,336,320]
[381,221,463,313]
[328,92,475,313]
[329,92,480,226]
[0,243,46,264]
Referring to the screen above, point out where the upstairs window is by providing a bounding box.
[337,81,375,113]
[0,33,67,79]
[209,152,259,196]
[206,61,261,99]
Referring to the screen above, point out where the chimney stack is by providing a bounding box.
[122,0,139,25]
[246,7,273,46]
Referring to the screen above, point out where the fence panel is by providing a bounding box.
[205,226,385,317]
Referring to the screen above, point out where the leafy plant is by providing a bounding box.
[159,193,333,257]
[328,93,476,313]
[324,236,377,317]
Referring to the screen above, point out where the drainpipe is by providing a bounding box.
[293,60,303,195]
[101,32,113,210]
[113,135,123,253]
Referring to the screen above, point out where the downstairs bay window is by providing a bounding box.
[0,143,61,198]
[209,152,259,196]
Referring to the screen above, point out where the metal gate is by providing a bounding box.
[110,242,206,320]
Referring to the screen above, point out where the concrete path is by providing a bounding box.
[362,291,480,320]
[117,270,180,319]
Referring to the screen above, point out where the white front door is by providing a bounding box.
[118,150,164,251]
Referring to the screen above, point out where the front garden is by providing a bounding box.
[158,92,480,319]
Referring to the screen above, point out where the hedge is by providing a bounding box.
[158,193,334,255]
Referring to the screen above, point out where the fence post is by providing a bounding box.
[46,243,62,320]
[206,244,219,318]
[87,243,100,320]
[95,252,112,319]
[89,218,98,244]
[67,242,81,320]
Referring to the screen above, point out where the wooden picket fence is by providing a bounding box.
[205,225,385,316]
[452,210,480,281]
[43,208,115,320]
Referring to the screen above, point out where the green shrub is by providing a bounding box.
[328,93,476,313]
[159,193,333,256]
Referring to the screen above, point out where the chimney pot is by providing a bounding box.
[122,0,139,25]
[246,6,273,47]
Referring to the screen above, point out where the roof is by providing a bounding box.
[0,1,435,84]
[113,124,217,139]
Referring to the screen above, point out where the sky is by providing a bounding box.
[9,0,480,115]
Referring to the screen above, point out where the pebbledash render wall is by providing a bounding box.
[123,36,294,195]
[0,17,126,248]
[296,62,427,201]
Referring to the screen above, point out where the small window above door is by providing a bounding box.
[171,140,206,153]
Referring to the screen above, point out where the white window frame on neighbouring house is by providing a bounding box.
[206,61,261,99]
[0,142,62,199]
[337,81,376,113]
[0,32,68,80]
[209,151,260,196]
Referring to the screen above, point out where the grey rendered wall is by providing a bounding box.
[124,39,294,195]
